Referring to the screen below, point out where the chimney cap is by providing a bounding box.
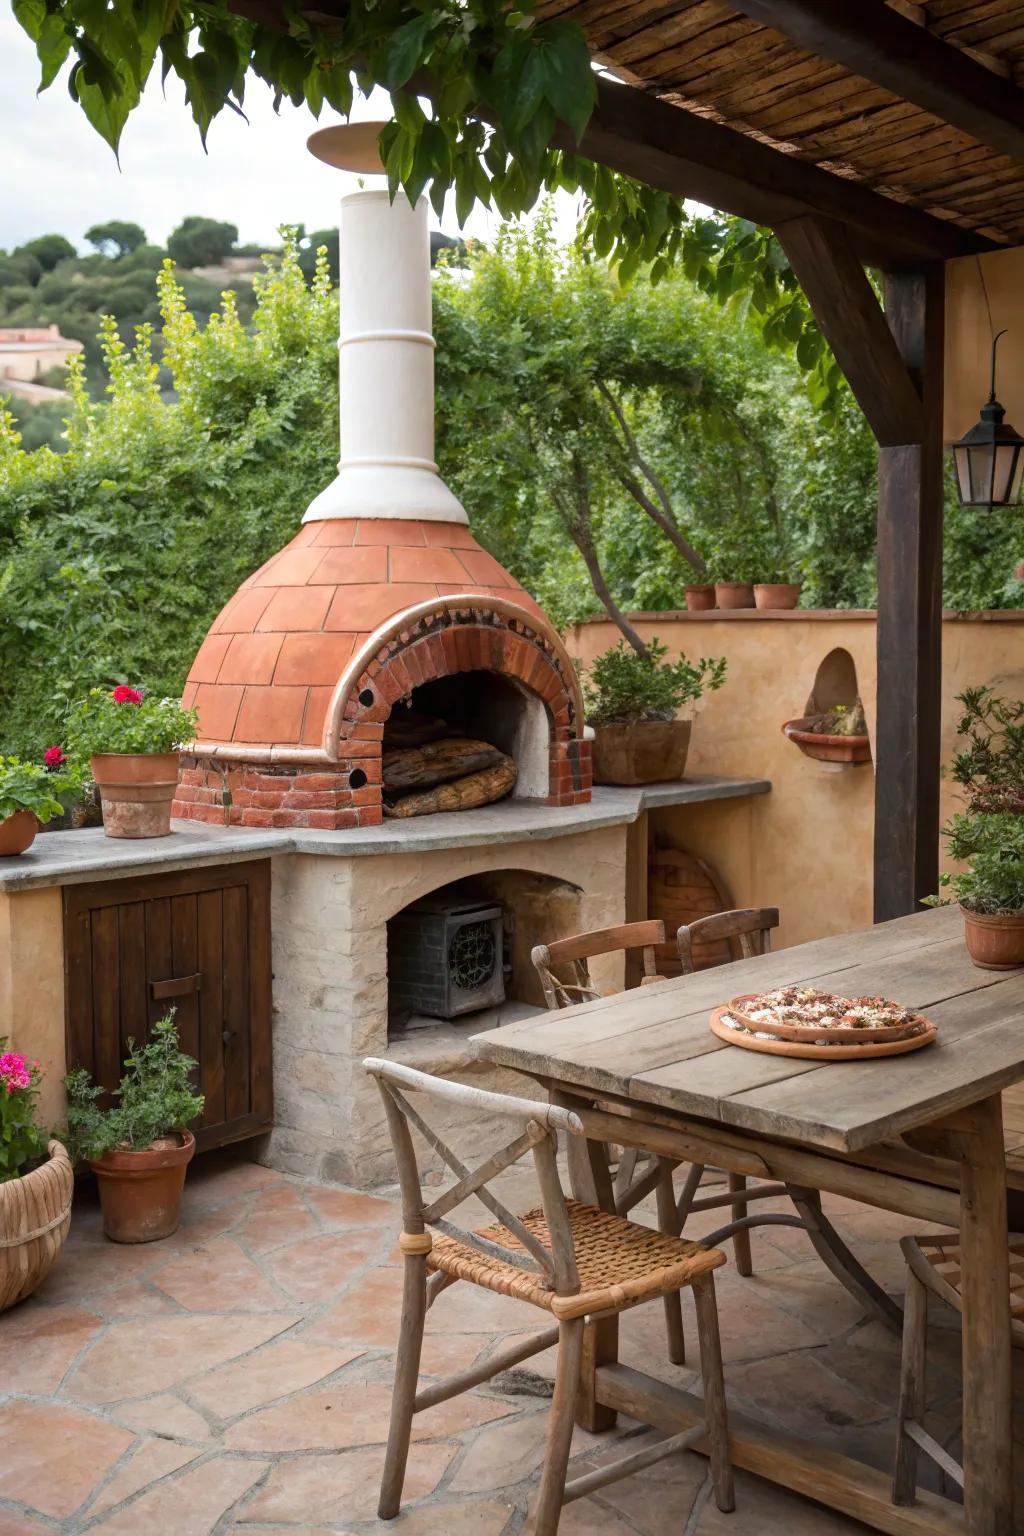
[307,121,389,174]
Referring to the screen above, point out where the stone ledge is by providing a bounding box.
[0,775,771,893]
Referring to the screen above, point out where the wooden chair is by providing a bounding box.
[365,1057,735,1534]
[673,908,781,1279]
[892,1233,1024,1506]
[531,919,667,1009]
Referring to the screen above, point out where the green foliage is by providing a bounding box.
[16,234,76,272]
[926,687,1024,915]
[85,220,147,258]
[0,757,69,823]
[951,686,1024,814]
[65,687,198,757]
[63,1013,204,1161]
[581,639,726,725]
[936,814,1024,916]
[167,216,239,269]
[0,229,336,752]
[0,1044,49,1182]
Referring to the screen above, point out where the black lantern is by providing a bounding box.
[952,329,1024,509]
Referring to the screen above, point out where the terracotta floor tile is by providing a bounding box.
[571,1430,708,1536]
[449,1405,622,1494]
[223,1382,515,1453]
[0,1301,102,1392]
[112,1392,216,1442]
[66,1312,300,1403]
[89,1454,269,1534]
[239,1182,321,1252]
[87,1438,203,1518]
[150,1236,290,1312]
[0,1513,53,1536]
[303,1185,395,1228]
[243,1441,456,1523]
[89,1277,181,1319]
[0,1399,134,1519]
[695,1468,867,1532]
[727,1348,892,1434]
[188,1337,363,1418]
[360,1498,516,1535]
[312,1265,407,1348]
[263,1228,387,1304]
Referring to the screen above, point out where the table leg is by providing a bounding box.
[551,1090,619,1432]
[955,1093,1013,1536]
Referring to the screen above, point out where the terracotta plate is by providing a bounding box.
[710,1005,938,1060]
[727,993,928,1044]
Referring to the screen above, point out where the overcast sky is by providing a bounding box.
[1,11,581,254]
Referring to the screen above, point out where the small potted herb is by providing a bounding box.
[64,1014,204,1243]
[0,1048,73,1310]
[925,687,1024,968]
[581,639,727,785]
[66,686,197,839]
[783,699,872,766]
[0,756,76,856]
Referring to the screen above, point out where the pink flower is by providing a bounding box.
[0,1051,32,1092]
[112,685,144,704]
[44,745,66,770]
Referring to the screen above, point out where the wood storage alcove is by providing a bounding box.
[63,861,273,1151]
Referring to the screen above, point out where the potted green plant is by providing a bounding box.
[0,1047,73,1310]
[66,686,197,839]
[782,699,872,766]
[684,582,716,612]
[925,688,1024,968]
[753,570,803,611]
[582,639,727,785]
[0,756,77,856]
[64,1014,204,1243]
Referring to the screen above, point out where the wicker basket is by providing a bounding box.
[0,1141,73,1311]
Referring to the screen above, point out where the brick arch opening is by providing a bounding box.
[323,596,591,820]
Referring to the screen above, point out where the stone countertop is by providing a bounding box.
[0,774,770,893]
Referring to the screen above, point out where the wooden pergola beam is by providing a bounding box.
[724,0,1024,167]
[775,217,923,446]
[560,76,995,270]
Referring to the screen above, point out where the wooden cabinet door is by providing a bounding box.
[63,861,272,1150]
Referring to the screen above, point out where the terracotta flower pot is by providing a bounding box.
[714,581,755,610]
[0,809,39,857]
[91,752,180,839]
[782,717,872,766]
[684,584,716,611]
[0,1141,73,1311]
[89,1130,196,1243]
[961,907,1024,971]
[754,582,802,611]
[591,719,692,786]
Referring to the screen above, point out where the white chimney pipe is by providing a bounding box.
[303,188,468,525]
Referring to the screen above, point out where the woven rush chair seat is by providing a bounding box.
[429,1200,726,1320]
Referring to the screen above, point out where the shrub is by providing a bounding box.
[0,756,72,824]
[934,813,1024,916]
[581,638,727,725]
[63,1013,204,1161]
[65,686,198,757]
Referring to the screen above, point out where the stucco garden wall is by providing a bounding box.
[0,886,65,1128]
[569,611,1024,950]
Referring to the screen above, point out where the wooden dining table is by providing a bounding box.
[472,904,1024,1536]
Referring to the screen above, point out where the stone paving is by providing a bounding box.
[0,1149,1012,1536]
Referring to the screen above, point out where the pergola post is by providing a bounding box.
[874,267,946,921]
[777,217,945,921]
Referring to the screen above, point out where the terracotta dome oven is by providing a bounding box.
[174,131,591,831]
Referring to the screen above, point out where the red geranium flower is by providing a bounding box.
[44,746,66,770]
[112,685,144,704]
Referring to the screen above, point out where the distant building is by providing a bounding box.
[0,324,83,401]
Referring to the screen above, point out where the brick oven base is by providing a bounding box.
[174,757,385,830]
